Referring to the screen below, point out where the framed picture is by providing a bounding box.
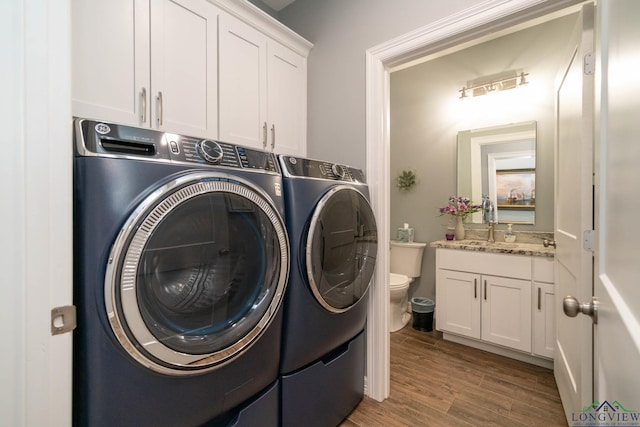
[495,169,535,210]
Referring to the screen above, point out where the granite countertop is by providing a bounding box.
[430,239,554,257]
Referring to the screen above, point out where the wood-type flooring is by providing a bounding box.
[340,325,567,426]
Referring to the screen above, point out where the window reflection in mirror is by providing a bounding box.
[457,121,537,225]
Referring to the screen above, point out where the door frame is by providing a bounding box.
[364,0,584,401]
[3,0,73,425]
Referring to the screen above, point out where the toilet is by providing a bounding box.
[389,240,426,332]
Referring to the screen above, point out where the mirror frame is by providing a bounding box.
[457,121,537,224]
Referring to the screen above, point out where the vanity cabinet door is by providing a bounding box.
[532,257,555,358]
[436,269,481,339]
[533,282,555,358]
[481,275,532,352]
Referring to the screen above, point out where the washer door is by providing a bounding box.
[306,185,378,313]
[105,172,288,375]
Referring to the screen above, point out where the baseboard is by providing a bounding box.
[442,332,554,369]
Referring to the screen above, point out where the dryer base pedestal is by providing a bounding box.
[280,330,365,427]
[204,380,279,427]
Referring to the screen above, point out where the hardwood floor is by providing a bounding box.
[341,326,567,426]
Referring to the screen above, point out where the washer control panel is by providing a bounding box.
[280,156,366,183]
[76,119,279,173]
[197,140,224,164]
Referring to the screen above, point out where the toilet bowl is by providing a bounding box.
[389,273,412,332]
[389,240,426,333]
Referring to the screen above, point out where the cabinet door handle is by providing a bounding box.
[484,280,487,300]
[270,124,276,150]
[538,287,542,311]
[474,278,477,299]
[140,87,147,123]
[157,91,163,126]
[262,122,268,148]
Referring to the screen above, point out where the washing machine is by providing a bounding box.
[277,155,378,426]
[73,118,289,427]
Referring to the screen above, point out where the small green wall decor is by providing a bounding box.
[396,170,417,191]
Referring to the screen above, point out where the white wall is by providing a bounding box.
[278,0,483,170]
[390,14,577,301]
[278,2,577,301]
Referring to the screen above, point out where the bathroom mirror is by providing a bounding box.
[457,121,537,224]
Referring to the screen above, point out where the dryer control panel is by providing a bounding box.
[75,119,279,174]
[279,155,366,183]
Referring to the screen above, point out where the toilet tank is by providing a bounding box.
[390,240,427,278]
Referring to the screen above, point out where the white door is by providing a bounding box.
[481,275,531,353]
[592,0,640,412]
[267,41,306,156]
[436,269,481,339]
[533,281,555,359]
[150,0,218,138]
[553,3,595,422]
[219,14,267,148]
[71,0,150,126]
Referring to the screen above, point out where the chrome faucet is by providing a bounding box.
[543,238,556,248]
[487,221,496,243]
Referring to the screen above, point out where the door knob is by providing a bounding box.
[563,295,598,324]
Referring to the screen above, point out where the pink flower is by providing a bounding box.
[438,196,482,219]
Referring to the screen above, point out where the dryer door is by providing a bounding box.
[306,185,378,313]
[105,172,288,375]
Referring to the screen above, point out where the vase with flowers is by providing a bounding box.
[439,196,482,240]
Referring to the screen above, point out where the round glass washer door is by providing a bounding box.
[306,185,378,313]
[104,172,289,375]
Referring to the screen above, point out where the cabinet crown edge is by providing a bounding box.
[211,0,313,56]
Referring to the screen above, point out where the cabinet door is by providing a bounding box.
[150,0,219,138]
[219,14,267,148]
[267,41,306,156]
[481,275,532,352]
[436,270,481,339]
[533,281,555,358]
[72,0,150,126]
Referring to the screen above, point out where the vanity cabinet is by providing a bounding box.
[532,257,555,358]
[72,0,219,138]
[435,247,553,365]
[218,14,307,155]
[482,275,532,352]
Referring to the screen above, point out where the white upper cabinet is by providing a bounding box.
[72,0,219,138]
[72,0,311,148]
[218,15,267,148]
[149,0,218,137]
[267,41,306,156]
[219,13,307,156]
[72,0,149,126]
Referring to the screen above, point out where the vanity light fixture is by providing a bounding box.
[459,70,529,99]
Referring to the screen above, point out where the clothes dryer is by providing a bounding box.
[278,155,377,426]
[73,119,288,426]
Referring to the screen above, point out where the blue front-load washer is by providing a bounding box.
[277,155,378,426]
[73,118,289,427]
